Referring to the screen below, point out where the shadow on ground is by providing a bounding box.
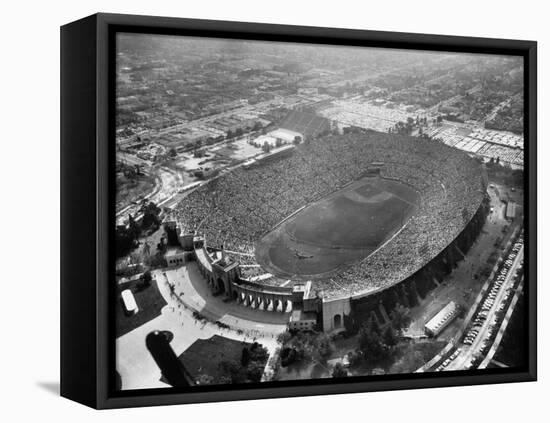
[36,381,60,396]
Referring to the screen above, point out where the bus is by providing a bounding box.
[121,289,139,316]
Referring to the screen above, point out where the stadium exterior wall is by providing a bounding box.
[322,195,489,333]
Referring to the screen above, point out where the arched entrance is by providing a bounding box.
[334,314,342,329]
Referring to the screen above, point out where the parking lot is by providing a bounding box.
[442,233,524,371]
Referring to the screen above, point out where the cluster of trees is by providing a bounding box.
[198,342,269,385]
[277,332,333,368]
[331,362,348,378]
[389,117,421,135]
[226,120,264,141]
[115,201,162,258]
[226,127,244,139]
[135,270,153,291]
[271,304,413,378]
[348,305,411,368]
[118,162,144,180]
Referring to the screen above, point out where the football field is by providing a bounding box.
[255,177,420,279]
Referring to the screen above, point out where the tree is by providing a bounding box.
[142,270,152,287]
[144,251,167,268]
[245,342,269,365]
[241,347,251,366]
[332,363,348,378]
[358,322,386,363]
[280,347,299,367]
[141,201,161,231]
[128,214,140,239]
[382,326,398,348]
[391,289,401,307]
[314,333,333,363]
[390,304,411,334]
[293,135,302,145]
[366,315,381,335]
[195,374,215,385]
[115,225,138,258]
[219,359,248,384]
[168,147,177,157]
[246,360,265,382]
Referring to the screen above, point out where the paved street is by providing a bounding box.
[445,245,523,370]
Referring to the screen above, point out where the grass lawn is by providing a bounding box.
[116,278,167,338]
[177,335,267,383]
[346,339,446,376]
[386,340,447,374]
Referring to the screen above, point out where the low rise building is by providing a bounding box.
[165,248,187,267]
[424,301,460,337]
[288,309,317,331]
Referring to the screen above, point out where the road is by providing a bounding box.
[445,245,523,370]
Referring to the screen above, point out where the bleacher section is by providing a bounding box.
[279,110,331,138]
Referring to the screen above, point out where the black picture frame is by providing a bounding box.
[60,12,537,409]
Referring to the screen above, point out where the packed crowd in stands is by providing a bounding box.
[174,131,485,298]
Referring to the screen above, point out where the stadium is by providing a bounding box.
[169,113,488,332]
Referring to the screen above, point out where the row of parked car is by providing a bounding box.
[435,348,462,371]
[462,233,524,347]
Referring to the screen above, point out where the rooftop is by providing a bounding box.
[291,309,317,322]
